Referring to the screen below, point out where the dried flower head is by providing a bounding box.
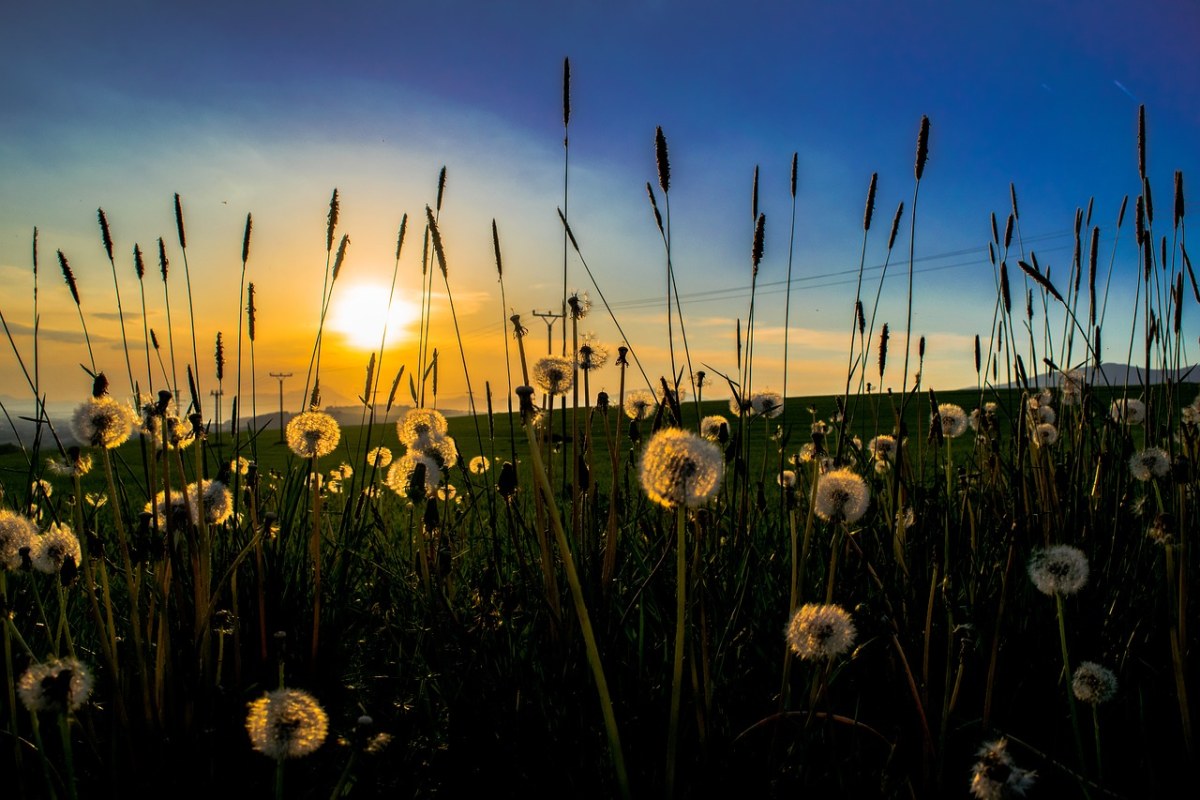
[624,390,656,420]
[367,446,393,469]
[786,603,856,660]
[0,510,37,570]
[1072,661,1118,705]
[969,739,1036,800]
[532,356,575,396]
[286,411,341,459]
[638,427,724,509]
[31,522,81,574]
[1060,369,1085,405]
[230,456,251,476]
[778,470,797,489]
[71,396,136,449]
[469,455,491,475]
[1028,544,1089,596]
[1129,447,1170,481]
[246,688,329,760]
[567,290,592,319]
[933,403,968,438]
[814,468,870,524]
[17,658,95,713]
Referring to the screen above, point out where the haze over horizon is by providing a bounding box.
[3,1,1198,421]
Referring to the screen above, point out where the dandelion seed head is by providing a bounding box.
[46,449,93,478]
[567,290,592,319]
[532,355,575,396]
[1034,423,1058,446]
[778,470,797,489]
[1129,447,1170,481]
[1028,544,1089,596]
[71,396,136,449]
[144,488,192,531]
[397,408,448,450]
[469,455,491,474]
[624,390,656,420]
[933,403,969,438]
[31,522,81,574]
[367,446,393,468]
[699,415,728,442]
[194,480,233,525]
[969,739,1036,800]
[418,435,458,469]
[385,454,442,497]
[814,468,870,524]
[1110,398,1146,425]
[1060,369,1086,405]
[638,427,724,509]
[1182,402,1200,426]
[577,336,610,371]
[229,456,251,476]
[749,391,784,418]
[785,603,856,660]
[286,411,341,459]
[1147,513,1174,546]
[17,658,95,713]
[246,688,329,760]
[0,510,37,570]
[1072,661,1118,705]
[868,435,897,461]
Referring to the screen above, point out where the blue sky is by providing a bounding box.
[2,0,1198,414]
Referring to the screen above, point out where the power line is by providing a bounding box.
[456,228,1078,342]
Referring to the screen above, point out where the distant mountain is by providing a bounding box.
[982,362,1198,390]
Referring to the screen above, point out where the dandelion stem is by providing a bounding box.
[1055,593,1092,795]
[666,505,687,799]
[518,395,630,799]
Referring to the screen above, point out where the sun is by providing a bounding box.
[327,282,420,350]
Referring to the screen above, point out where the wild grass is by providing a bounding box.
[0,93,1196,800]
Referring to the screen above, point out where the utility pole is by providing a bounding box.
[531,309,564,356]
[269,372,292,444]
[209,389,224,445]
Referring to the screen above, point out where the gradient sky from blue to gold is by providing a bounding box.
[2,1,1198,416]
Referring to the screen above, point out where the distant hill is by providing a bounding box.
[0,402,471,446]
[980,362,1198,391]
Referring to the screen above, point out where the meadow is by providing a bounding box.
[0,96,1197,800]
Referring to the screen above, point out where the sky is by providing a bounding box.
[2,0,1198,423]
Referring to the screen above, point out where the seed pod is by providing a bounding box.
[864,172,878,232]
[655,126,670,193]
[914,115,930,180]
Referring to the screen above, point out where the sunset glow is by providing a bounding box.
[326,282,421,351]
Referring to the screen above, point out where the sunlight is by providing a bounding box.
[326,282,420,350]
